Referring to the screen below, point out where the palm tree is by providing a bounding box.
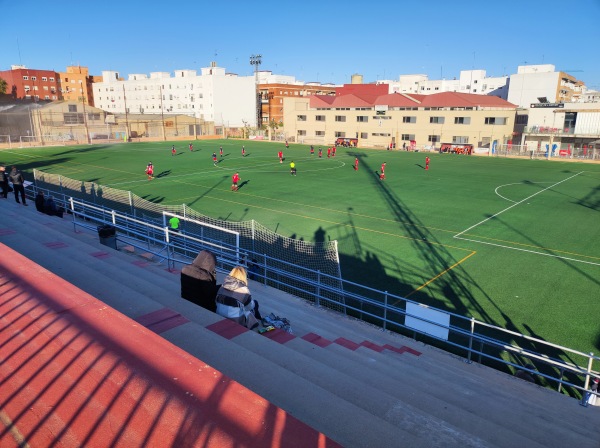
[0,78,8,95]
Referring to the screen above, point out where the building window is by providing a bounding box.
[401,134,415,141]
[297,115,307,121]
[516,115,528,125]
[335,131,346,137]
[64,113,84,124]
[454,117,471,125]
[298,130,306,136]
[402,116,416,123]
[315,131,325,136]
[31,76,37,81]
[430,116,445,124]
[42,77,47,81]
[315,115,325,121]
[360,132,368,139]
[356,116,368,122]
[68,105,77,112]
[50,77,54,82]
[335,115,346,122]
[428,135,440,143]
[485,117,507,125]
[452,136,469,144]
[23,76,29,80]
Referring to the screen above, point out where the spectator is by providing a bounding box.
[582,378,599,407]
[35,191,46,212]
[0,165,9,199]
[8,166,27,206]
[44,195,64,218]
[215,266,261,329]
[180,250,219,312]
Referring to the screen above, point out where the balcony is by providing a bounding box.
[524,126,600,137]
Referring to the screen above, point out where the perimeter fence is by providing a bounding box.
[32,169,344,309]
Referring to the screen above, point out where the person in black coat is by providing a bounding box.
[35,191,46,212]
[180,250,219,312]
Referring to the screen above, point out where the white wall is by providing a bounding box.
[507,71,559,107]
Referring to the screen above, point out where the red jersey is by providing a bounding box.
[381,163,386,173]
[232,174,240,184]
[278,151,283,159]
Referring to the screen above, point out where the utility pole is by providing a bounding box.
[122,84,130,142]
[159,84,166,141]
[81,81,90,144]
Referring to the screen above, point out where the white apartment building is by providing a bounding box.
[93,63,256,127]
[507,64,584,108]
[384,70,509,99]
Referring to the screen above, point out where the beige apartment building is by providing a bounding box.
[284,90,517,150]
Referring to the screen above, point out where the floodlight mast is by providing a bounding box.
[250,54,262,128]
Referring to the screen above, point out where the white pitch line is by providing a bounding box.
[454,236,600,267]
[494,181,555,203]
[455,171,583,238]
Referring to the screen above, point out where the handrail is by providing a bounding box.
[61,195,600,401]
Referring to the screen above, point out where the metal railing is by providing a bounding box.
[30,189,600,403]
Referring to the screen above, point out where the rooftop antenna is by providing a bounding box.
[17,37,22,65]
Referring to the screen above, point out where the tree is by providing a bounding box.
[0,78,7,95]
[268,119,279,141]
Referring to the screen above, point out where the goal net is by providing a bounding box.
[162,212,241,261]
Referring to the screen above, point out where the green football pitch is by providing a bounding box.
[3,139,599,356]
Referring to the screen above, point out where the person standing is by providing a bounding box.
[9,166,27,205]
[332,146,336,157]
[278,150,283,163]
[231,172,240,191]
[285,140,289,149]
[169,215,181,232]
[354,157,359,171]
[425,156,430,171]
[189,142,193,152]
[171,145,176,156]
[0,165,9,198]
[219,146,223,157]
[146,162,154,180]
[310,145,314,156]
[327,147,331,158]
[380,162,386,180]
[212,152,218,166]
[290,161,296,176]
[318,147,322,158]
[242,145,246,157]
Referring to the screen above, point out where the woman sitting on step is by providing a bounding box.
[215,266,261,330]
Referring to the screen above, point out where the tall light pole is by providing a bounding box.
[249,54,262,128]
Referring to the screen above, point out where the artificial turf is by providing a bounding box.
[4,138,599,356]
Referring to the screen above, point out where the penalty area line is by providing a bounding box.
[455,171,583,238]
[454,235,600,267]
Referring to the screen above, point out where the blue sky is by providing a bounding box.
[2,0,599,90]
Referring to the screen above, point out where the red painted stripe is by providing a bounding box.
[302,332,333,348]
[333,337,361,351]
[206,318,249,339]
[90,251,111,259]
[43,241,68,249]
[262,328,295,344]
[360,341,385,353]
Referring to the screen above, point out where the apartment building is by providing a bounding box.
[0,65,60,101]
[57,65,101,107]
[92,62,255,128]
[284,89,517,150]
[257,71,337,127]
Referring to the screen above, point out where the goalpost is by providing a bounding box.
[0,135,11,149]
[163,211,241,261]
[19,135,40,148]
